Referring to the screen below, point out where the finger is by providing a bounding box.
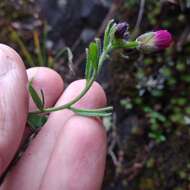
[40,116,107,190]
[2,80,107,190]
[0,44,28,175]
[27,67,64,112]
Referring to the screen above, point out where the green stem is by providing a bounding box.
[113,41,139,49]
[97,45,112,74]
[123,41,139,49]
[29,40,138,115]
[30,44,113,115]
[30,76,95,114]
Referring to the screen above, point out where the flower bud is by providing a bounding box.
[136,30,172,53]
[115,22,129,39]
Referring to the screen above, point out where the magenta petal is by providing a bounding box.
[155,30,172,49]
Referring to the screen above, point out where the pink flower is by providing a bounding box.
[154,30,172,49]
[136,30,172,53]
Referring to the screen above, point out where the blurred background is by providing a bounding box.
[1,0,190,189]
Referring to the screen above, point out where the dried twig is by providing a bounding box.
[177,26,190,51]
[132,0,146,38]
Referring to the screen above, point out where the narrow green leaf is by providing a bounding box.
[70,107,113,117]
[77,112,112,117]
[72,106,113,112]
[28,80,44,111]
[89,42,98,70]
[72,110,112,117]
[95,38,101,59]
[85,40,99,81]
[103,19,114,50]
[27,114,47,130]
[109,23,117,44]
[85,48,92,80]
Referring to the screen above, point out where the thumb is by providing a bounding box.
[0,44,28,175]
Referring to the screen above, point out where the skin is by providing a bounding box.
[0,44,107,190]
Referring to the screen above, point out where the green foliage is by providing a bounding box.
[10,30,35,67]
[28,19,139,125]
[28,80,45,111]
[144,107,166,143]
[103,20,115,50]
[26,19,145,130]
[69,107,113,117]
[27,114,47,131]
[10,27,57,68]
[120,99,133,110]
[8,21,75,69]
[85,41,99,81]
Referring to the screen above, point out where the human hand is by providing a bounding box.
[0,44,107,190]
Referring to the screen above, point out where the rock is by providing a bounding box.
[80,28,96,43]
[37,0,109,45]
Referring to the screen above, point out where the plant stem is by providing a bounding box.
[97,45,112,74]
[30,76,95,114]
[30,44,113,115]
[113,41,139,49]
[29,40,138,115]
[123,41,139,49]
